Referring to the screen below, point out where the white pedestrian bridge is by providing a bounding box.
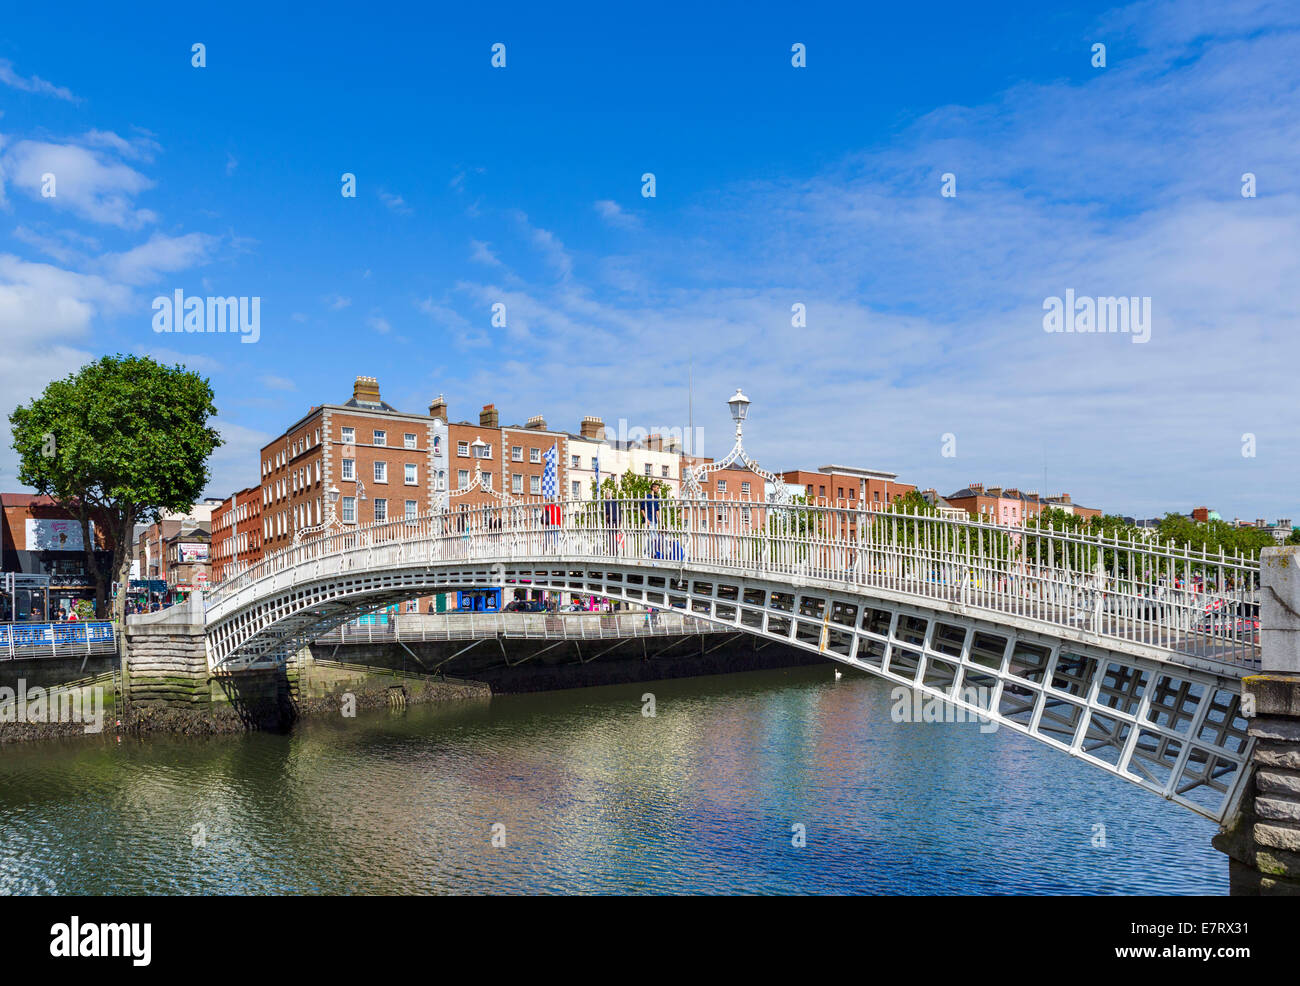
[201,496,1261,822]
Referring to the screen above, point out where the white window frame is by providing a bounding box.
[512,446,523,462]
[530,475,541,495]
[373,498,387,523]
[341,426,355,445]
[341,458,355,480]
[404,433,417,450]
[341,496,357,524]
[405,463,417,485]
[373,430,387,447]
[529,447,541,463]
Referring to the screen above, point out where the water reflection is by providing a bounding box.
[0,666,1223,895]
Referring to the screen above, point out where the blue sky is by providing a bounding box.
[1,0,1298,518]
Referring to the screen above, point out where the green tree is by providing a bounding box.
[9,355,222,644]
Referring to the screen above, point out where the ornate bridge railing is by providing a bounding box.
[204,497,1261,673]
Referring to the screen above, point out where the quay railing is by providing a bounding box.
[0,621,116,661]
[204,496,1263,671]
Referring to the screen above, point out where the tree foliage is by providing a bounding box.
[9,355,222,633]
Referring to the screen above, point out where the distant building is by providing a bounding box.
[920,489,966,519]
[946,484,1100,525]
[0,493,113,619]
[211,485,263,583]
[779,465,915,510]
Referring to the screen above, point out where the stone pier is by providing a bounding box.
[123,595,210,707]
[1217,546,1300,894]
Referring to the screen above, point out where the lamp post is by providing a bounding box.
[293,484,343,545]
[682,388,787,503]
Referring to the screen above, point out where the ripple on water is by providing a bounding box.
[0,668,1226,895]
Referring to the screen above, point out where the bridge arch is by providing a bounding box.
[202,502,1258,827]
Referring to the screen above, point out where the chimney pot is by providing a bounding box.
[579,415,605,440]
[429,394,448,421]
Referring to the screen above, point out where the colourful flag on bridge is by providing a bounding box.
[543,443,561,524]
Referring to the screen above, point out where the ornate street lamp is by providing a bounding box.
[682,388,788,503]
[293,484,343,545]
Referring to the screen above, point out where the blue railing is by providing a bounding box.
[0,621,116,659]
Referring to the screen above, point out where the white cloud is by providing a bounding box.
[0,59,77,102]
[100,231,219,285]
[1,137,156,227]
[259,374,296,391]
[367,314,392,334]
[469,239,502,267]
[204,418,273,498]
[594,199,639,229]
[324,294,351,310]
[379,190,411,214]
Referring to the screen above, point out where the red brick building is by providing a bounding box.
[779,465,916,510]
[260,377,446,552]
[211,484,262,583]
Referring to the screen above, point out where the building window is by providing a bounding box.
[529,448,540,463]
[512,474,524,494]
[530,475,541,495]
[373,430,386,447]
[475,443,492,459]
[458,469,469,489]
[341,497,356,523]
[644,463,652,476]
[341,426,355,444]
[373,498,387,523]
[404,463,417,485]
[374,461,387,483]
[718,480,727,493]
[405,499,418,520]
[741,482,751,496]
[512,446,523,462]
[572,480,581,497]
[571,455,580,469]
[404,433,417,449]
[482,473,493,491]
[341,458,355,480]
[457,441,469,457]
[662,465,669,478]
[819,485,826,498]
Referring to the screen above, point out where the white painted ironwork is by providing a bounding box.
[197,493,1261,822]
[317,610,723,644]
[682,387,790,503]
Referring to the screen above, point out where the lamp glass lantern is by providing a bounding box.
[728,388,751,425]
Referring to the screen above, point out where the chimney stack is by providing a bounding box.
[969,483,984,493]
[525,414,547,430]
[353,375,381,404]
[580,415,605,440]
[428,394,447,422]
[647,433,664,451]
[1058,493,1072,504]
[479,403,499,428]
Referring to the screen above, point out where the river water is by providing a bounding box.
[0,666,1224,895]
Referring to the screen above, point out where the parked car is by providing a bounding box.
[504,599,547,613]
